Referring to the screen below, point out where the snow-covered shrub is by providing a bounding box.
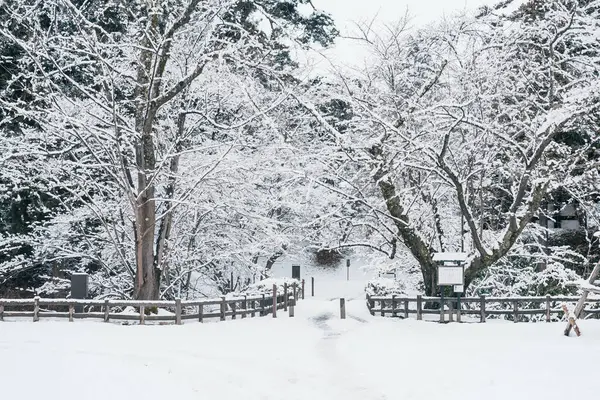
[365,278,407,316]
[468,260,582,321]
[236,277,302,298]
[469,260,581,298]
[365,278,406,297]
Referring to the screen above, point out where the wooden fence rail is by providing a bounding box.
[0,282,303,325]
[366,294,600,323]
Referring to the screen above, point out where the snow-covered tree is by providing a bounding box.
[297,0,600,296]
[1,0,337,299]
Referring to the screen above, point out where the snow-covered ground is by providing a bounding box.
[2,262,600,400]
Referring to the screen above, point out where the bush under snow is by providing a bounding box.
[365,278,406,297]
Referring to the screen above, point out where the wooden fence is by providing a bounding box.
[0,282,303,325]
[366,294,600,323]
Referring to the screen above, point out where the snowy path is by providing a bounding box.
[3,266,600,399]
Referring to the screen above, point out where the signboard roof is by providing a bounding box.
[432,252,468,262]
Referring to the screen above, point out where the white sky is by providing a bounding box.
[304,0,502,73]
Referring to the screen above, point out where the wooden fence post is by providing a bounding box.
[293,282,298,301]
[513,300,518,323]
[242,296,247,319]
[175,298,182,325]
[272,284,277,318]
[404,300,409,319]
[380,299,385,317]
[289,297,295,318]
[198,304,204,323]
[448,302,454,323]
[139,306,145,325]
[311,277,314,297]
[439,297,445,323]
[231,300,237,320]
[284,283,288,312]
[0,302,4,322]
[546,295,551,322]
[417,295,422,321]
[104,300,110,322]
[69,304,74,322]
[251,299,256,318]
[340,298,346,319]
[391,295,397,317]
[220,296,226,321]
[33,296,40,322]
[261,294,266,316]
[367,294,375,316]
[301,279,305,299]
[480,295,486,323]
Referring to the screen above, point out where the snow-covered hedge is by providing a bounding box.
[468,261,582,322]
[365,278,406,297]
[233,277,302,298]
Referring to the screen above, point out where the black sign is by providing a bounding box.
[292,265,301,280]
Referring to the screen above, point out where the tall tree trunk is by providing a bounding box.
[371,145,439,296]
[133,13,160,300]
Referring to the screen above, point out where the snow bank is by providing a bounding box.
[3,304,600,400]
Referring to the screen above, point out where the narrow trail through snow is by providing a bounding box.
[286,264,390,400]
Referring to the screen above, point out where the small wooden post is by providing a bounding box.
[391,295,397,317]
[69,304,74,322]
[103,300,110,322]
[301,279,305,299]
[139,306,145,325]
[380,299,385,317]
[440,296,445,323]
[546,295,551,322]
[404,300,409,319]
[367,295,375,316]
[261,294,266,316]
[231,300,237,320]
[513,300,518,323]
[198,304,204,323]
[416,295,423,321]
[284,283,288,312]
[311,277,314,297]
[456,299,462,323]
[175,298,182,325]
[480,295,486,323]
[220,296,226,321]
[251,299,256,318]
[0,303,4,322]
[448,301,454,323]
[346,259,350,281]
[272,284,277,318]
[293,282,298,301]
[340,298,346,319]
[33,296,40,322]
[289,297,295,318]
[242,296,247,319]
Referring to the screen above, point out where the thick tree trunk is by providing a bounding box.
[371,145,438,296]
[134,177,159,300]
[133,13,160,300]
